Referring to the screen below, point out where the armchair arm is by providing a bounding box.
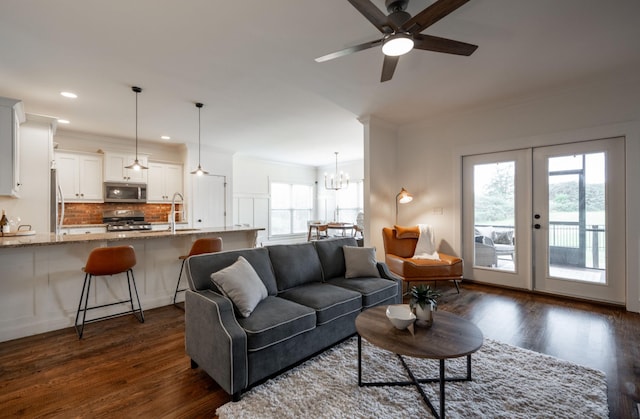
[185,290,248,397]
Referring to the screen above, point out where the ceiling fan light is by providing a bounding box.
[382,34,414,56]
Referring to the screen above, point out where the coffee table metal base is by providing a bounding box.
[357,335,472,419]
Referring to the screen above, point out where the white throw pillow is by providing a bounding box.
[210,256,268,318]
[343,246,380,279]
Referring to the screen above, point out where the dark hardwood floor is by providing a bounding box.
[0,282,638,418]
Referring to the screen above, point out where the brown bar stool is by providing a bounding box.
[74,245,144,339]
[173,237,223,306]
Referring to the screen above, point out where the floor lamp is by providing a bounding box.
[395,187,413,224]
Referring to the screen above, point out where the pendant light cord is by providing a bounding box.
[135,90,139,159]
[198,105,201,166]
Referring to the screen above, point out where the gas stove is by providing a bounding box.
[103,210,152,232]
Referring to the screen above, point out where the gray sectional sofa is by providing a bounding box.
[184,237,401,400]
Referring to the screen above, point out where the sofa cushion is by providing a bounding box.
[187,247,278,295]
[268,243,323,291]
[278,283,362,326]
[210,256,268,318]
[343,246,380,278]
[237,296,316,352]
[313,237,357,280]
[328,276,398,309]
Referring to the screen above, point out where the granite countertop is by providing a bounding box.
[61,221,188,228]
[0,226,264,249]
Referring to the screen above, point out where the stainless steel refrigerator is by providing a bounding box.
[49,168,64,234]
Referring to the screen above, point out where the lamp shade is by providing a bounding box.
[190,102,210,176]
[397,187,413,204]
[395,187,413,224]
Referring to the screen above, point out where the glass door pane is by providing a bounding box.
[473,161,516,272]
[547,154,606,283]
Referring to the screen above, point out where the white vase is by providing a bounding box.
[414,303,434,328]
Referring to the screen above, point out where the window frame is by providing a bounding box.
[269,181,314,238]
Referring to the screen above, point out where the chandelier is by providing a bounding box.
[325,152,349,191]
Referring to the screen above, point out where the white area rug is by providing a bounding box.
[217,337,608,418]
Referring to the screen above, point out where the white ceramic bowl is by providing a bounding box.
[385,304,416,330]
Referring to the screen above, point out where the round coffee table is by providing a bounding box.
[355,306,483,419]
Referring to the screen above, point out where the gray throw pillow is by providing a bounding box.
[210,256,268,318]
[343,246,380,279]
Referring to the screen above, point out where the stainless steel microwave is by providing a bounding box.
[104,182,147,203]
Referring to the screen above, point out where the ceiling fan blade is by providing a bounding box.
[347,0,396,33]
[413,33,478,56]
[402,0,471,34]
[315,39,382,63]
[381,55,399,82]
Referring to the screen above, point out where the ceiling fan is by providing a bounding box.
[315,0,478,82]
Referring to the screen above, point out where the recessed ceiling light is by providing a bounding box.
[161,135,171,140]
[57,119,70,124]
[60,91,77,99]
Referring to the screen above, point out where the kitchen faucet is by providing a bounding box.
[170,192,184,233]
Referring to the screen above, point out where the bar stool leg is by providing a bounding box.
[75,273,93,339]
[173,259,187,306]
[127,269,144,323]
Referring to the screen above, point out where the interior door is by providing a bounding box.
[462,149,532,289]
[532,138,625,304]
[192,174,226,228]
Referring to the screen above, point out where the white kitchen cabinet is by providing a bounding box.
[0,97,25,197]
[103,152,148,183]
[55,151,103,202]
[147,162,183,202]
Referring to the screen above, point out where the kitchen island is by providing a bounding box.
[0,226,263,342]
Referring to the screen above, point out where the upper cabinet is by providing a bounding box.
[0,97,25,197]
[147,162,183,202]
[104,151,148,183]
[55,151,103,202]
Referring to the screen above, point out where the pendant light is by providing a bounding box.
[190,102,209,176]
[125,86,148,171]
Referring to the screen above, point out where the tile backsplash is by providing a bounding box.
[60,202,183,225]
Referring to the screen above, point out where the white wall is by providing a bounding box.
[361,116,399,256]
[0,115,55,234]
[368,72,640,312]
[233,155,317,244]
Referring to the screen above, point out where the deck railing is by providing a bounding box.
[475,222,606,269]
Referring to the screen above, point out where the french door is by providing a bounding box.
[462,137,626,304]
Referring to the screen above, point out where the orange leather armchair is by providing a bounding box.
[382,227,463,293]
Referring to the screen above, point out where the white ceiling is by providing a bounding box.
[1,0,639,167]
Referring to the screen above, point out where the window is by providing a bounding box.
[335,180,364,223]
[270,182,313,236]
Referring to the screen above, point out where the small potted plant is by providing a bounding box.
[409,284,441,327]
